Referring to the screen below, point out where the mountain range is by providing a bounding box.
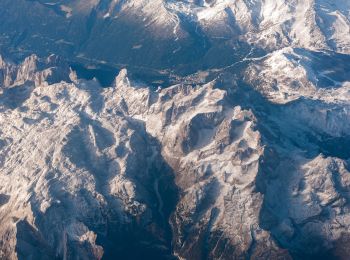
[0,0,350,259]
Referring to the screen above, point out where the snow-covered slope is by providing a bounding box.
[182,0,350,53]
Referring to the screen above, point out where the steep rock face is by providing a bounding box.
[0,54,72,88]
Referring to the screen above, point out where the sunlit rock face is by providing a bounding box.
[0,0,350,259]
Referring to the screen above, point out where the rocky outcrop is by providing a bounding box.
[0,54,72,88]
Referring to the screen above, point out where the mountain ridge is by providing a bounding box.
[1,53,350,258]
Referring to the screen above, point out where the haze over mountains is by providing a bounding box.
[0,0,350,259]
[2,0,350,69]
